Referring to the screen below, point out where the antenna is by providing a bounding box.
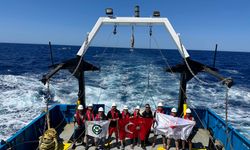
[213,44,218,68]
[49,41,55,67]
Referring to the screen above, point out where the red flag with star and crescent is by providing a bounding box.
[118,117,153,140]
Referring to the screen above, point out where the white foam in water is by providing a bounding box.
[0,61,250,141]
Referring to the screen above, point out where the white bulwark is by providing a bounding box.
[77,17,190,58]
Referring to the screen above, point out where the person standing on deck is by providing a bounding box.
[152,102,167,148]
[72,105,85,149]
[85,104,95,150]
[130,105,142,149]
[166,108,179,150]
[141,103,153,148]
[182,108,196,150]
[94,107,107,149]
[107,103,121,148]
[120,105,131,149]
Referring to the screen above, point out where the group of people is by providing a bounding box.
[72,102,195,150]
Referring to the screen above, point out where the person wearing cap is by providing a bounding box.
[152,102,166,148]
[94,107,107,149]
[72,105,85,149]
[142,104,153,147]
[133,105,142,118]
[107,103,121,148]
[85,103,95,121]
[95,107,107,121]
[121,105,131,119]
[130,106,142,149]
[120,105,131,149]
[85,104,95,149]
[182,108,196,150]
[166,107,179,150]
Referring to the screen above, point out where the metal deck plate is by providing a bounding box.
[60,123,210,150]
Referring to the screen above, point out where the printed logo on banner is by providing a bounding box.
[92,124,102,135]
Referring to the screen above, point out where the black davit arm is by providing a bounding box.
[41,56,99,107]
[166,58,234,116]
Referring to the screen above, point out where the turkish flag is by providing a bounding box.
[118,118,153,140]
[118,118,137,140]
[138,118,153,140]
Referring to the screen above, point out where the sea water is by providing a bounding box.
[0,43,249,140]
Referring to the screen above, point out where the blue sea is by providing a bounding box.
[0,43,249,140]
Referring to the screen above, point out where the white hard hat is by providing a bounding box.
[87,103,93,107]
[78,105,83,110]
[186,108,191,113]
[171,108,177,113]
[157,102,163,107]
[112,103,117,107]
[123,105,128,110]
[98,107,104,112]
[135,105,140,110]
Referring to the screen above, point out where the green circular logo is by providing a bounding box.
[92,124,102,135]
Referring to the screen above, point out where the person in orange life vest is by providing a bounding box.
[94,107,107,150]
[152,102,166,148]
[85,103,95,150]
[182,108,196,150]
[121,105,131,119]
[72,105,85,149]
[120,105,131,149]
[107,103,121,148]
[130,105,142,149]
[166,108,180,150]
[95,107,107,121]
[141,104,153,147]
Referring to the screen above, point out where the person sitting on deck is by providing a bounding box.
[85,103,95,150]
[166,107,179,150]
[130,105,142,149]
[182,108,196,150]
[94,107,107,149]
[142,104,153,147]
[152,102,166,148]
[72,105,85,149]
[120,105,131,149]
[107,103,121,148]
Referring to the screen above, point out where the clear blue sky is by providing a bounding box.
[0,0,250,51]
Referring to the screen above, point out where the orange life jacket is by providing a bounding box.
[111,109,119,119]
[122,111,130,119]
[156,109,165,114]
[184,115,193,121]
[85,110,95,121]
[133,110,141,118]
[75,110,85,126]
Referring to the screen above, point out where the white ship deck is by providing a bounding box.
[59,123,211,150]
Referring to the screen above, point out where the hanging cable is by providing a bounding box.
[177,34,229,86]
[130,25,135,49]
[113,24,117,35]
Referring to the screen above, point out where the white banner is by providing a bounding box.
[85,120,110,138]
[155,113,195,140]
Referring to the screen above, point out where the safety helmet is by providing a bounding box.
[87,103,93,107]
[186,108,191,113]
[157,102,163,107]
[78,105,83,110]
[98,107,104,112]
[171,108,177,113]
[135,105,140,110]
[123,105,128,110]
[112,103,117,107]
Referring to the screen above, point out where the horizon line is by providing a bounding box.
[0,42,249,53]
